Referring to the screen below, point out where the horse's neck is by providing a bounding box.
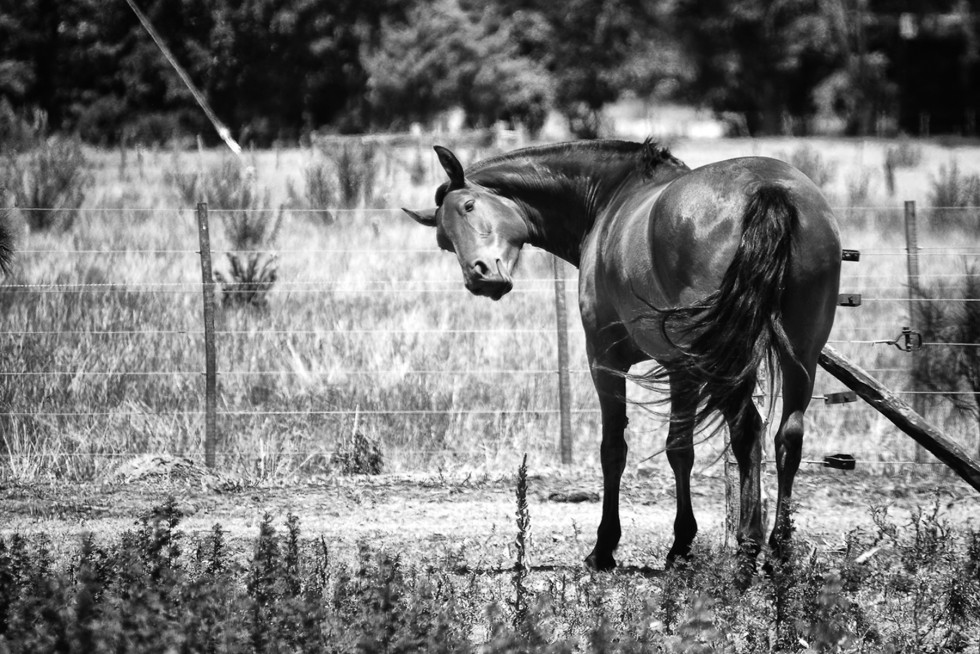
[475,160,635,266]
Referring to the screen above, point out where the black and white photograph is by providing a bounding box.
[1,1,978,651]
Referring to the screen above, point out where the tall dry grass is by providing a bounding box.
[1,136,979,481]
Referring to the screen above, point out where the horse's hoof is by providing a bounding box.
[584,552,616,571]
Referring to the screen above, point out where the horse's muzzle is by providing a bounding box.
[464,258,513,301]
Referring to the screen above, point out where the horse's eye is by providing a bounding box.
[464,200,475,212]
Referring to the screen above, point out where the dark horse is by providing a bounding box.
[404,140,841,581]
[0,206,14,276]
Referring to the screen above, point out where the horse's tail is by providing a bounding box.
[0,206,14,276]
[659,184,802,429]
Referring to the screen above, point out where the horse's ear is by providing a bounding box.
[433,145,465,188]
[402,207,437,227]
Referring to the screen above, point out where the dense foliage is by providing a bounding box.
[0,496,977,652]
[0,0,977,143]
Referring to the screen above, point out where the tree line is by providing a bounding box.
[0,0,977,145]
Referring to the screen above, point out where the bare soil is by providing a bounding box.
[2,461,977,570]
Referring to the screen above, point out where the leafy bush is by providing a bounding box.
[912,265,980,447]
[214,252,279,309]
[331,430,384,475]
[0,135,92,231]
[165,157,282,309]
[929,160,980,229]
[1,498,978,652]
[286,159,336,223]
[75,95,128,146]
[333,140,379,209]
[0,98,41,153]
[121,112,187,147]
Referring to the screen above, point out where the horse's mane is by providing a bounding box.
[469,138,680,177]
[435,138,681,206]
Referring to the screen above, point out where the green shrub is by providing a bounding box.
[122,111,187,147]
[318,139,380,209]
[1,135,92,231]
[331,430,384,475]
[286,159,337,223]
[214,252,279,310]
[165,157,282,309]
[913,263,980,444]
[0,98,41,153]
[929,160,980,228]
[76,95,127,146]
[1,500,978,652]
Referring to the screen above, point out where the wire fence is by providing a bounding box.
[2,200,980,477]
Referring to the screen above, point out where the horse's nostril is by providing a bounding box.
[471,260,491,277]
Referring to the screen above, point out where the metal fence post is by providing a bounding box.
[197,202,218,468]
[905,200,926,464]
[553,255,573,465]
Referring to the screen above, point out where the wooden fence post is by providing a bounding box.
[905,200,926,464]
[553,255,573,465]
[819,345,980,492]
[197,202,218,468]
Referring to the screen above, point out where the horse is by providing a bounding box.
[0,205,14,275]
[403,139,841,583]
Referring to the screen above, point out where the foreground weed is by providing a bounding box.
[1,501,978,652]
[331,429,385,475]
[511,453,531,633]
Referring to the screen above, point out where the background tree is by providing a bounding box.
[363,0,553,134]
[0,0,977,142]
[673,0,838,135]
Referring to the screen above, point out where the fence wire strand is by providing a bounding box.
[4,201,980,472]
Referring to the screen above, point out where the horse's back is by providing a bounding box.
[651,156,839,293]
[582,156,841,360]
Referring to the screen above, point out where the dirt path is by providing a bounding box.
[2,463,977,569]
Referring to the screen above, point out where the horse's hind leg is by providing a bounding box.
[769,358,816,562]
[665,372,698,567]
[724,396,766,588]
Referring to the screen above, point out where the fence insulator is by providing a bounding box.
[822,454,856,470]
[842,249,861,261]
[838,293,862,307]
[824,390,858,404]
[876,326,923,352]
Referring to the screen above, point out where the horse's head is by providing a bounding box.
[403,146,527,301]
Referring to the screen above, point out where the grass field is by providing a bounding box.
[2,135,980,651]
[2,134,980,481]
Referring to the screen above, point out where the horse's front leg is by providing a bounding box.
[584,368,628,571]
